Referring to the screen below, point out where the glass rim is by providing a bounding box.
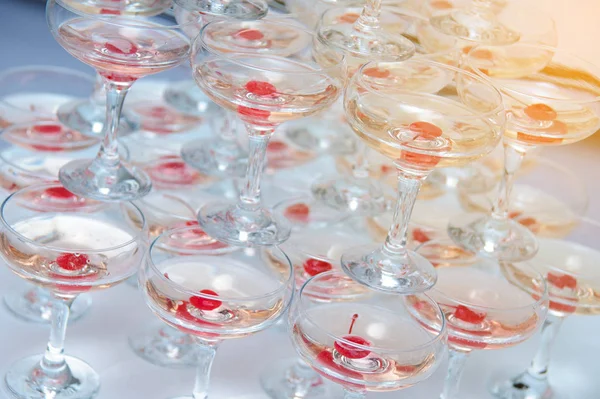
[296,270,448,354]
[52,0,200,30]
[465,43,600,105]
[355,58,506,120]
[147,226,295,303]
[0,120,100,152]
[193,19,346,77]
[427,253,549,313]
[0,182,147,253]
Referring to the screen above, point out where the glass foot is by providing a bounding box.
[198,201,291,246]
[129,325,199,369]
[173,0,268,19]
[163,81,218,117]
[260,358,342,399]
[59,158,152,201]
[429,8,520,45]
[5,355,100,399]
[4,288,91,324]
[281,118,355,156]
[181,138,247,178]
[447,213,539,261]
[489,372,562,399]
[57,98,137,138]
[311,176,389,216]
[341,244,437,294]
[274,196,349,230]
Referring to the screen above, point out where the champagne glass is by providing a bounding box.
[0,182,147,399]
[409,238,548,399]
[291,270,447,399]
[448,44,600,261]
[340,58,504,294]
[191,19,346,246]
[174,0,268,20]
[489,218,600,399]
[46,0,195,201]
[139,226,294,398]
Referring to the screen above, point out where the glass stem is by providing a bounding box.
[95,80,131,169]
[238,125,274,212]
[192,339,220,399]
[354,0,382,32]
[441,349,470,399]
[91,73,105,105]
[351,143,370,180]
[382,171,424,256]
[221,112,238,142]
[525,315,564,380]
[285,358,321,397]
[39,296,75,375]
[491,143,526,221]
[343,389,366,399]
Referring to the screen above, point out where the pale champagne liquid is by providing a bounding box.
[57,18,189,78]
[147,256,287,339]
[293,302,440,391]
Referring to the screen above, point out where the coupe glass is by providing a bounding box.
[290,270,447,399]
[340,58,504,294]
[489,218,600,399]
[46,0,195,201]
[408,238,548,399]
[0,182,146,399]
[174,0,268,20]
[191,19,346,246]
[139,226,294,398]
[448,44,600,261]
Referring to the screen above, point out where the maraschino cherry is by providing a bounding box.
[453,305,486,324]
[284,203,310,222]
[190,289,222,311]
[334,314,371,359]
[55,253,89,272]
[303,258,332,277]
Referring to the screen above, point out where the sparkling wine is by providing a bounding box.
[145,255,287,339]
[57,18,190,81]
[409,267,541,351]
[292,302,441,391]
[0,214,140,294]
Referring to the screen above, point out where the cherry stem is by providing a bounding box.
[192,338,220,399]
[526,314,564,381]
[491,143,526,221]
[343,388,366,399]
[353,0,382,33]
[238,124,274,212]
[441,349,470,399]
[348,314,359,334]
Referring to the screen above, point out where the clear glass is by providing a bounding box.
[139,226,294,398]
[340,59,504,294]
[448,44,600,261]
[290,270,447,394]
[407,238,548,398]
[174,0,268,20]
[0,182,146,399]
[191,19,345,246]
[46,0,195,201]
[489,218,600,398]
[273,195,351,231]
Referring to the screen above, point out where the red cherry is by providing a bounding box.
[100,8,121,14]
[363,67,390,79]
[237,106,271,122]
[453,305,486,324]
[303,258,333,276]
[32,123,62,135]
[234,28,264,41]
[399,151,442,168]
[55,253,89,271]
[547,272,577,290]
[337,13,360,23]
[245,81,277,97]
[284,203,310,222]
[524,104,557,121]
[334,335,371,359]
[409,121,443,139]
[267,141,288,152]
[105,39,138,55]
[189,289,222,311]
[412,228,431,243]
[44,187,77,200]
[164,272,170,279]
[99,71,137,83]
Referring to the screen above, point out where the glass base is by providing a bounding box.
[56,98,137,138]
[429,9,520,45]
[341,244,437,294]
[489,372,563,399]
[181,138,247,178]
[447,213,538,261]
[311,176,388,216]
[163,81,217,118]
[260,358,341,399]
[274,196,349,230]
[281,119,355,156]
[129,326,199,369]
[4,288,91,324]
[198,201,291,246]
[5,355,100,399]
[59,158,152,201]
[173,0,268,19]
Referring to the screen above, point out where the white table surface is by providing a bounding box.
[0,1,599,399]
